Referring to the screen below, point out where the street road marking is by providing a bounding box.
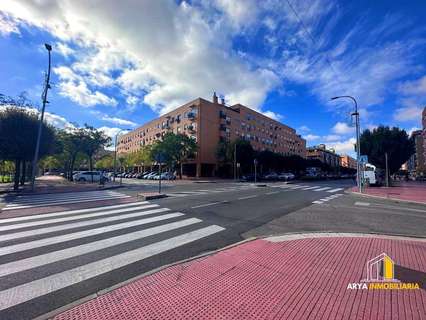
[0,218,201,277]
[313,187,331,191]
[3,195,131,210]
[10,190,123,203]
[312,200,323,204]
[191,202,222,209]
[327,188,344,193]
[0,204,159,232]
[0,212,184,257]
[238,195,258,200]
[0,201,148,224]
[265,191,280,195]
[0,207,170,242]
[355,201,370,206]
[302,186,320,190]
[0,225,225,311]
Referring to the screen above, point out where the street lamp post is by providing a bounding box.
[331,95,362,193]
[31,43,52,191]
[113,129,131,184]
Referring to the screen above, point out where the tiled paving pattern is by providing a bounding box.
[54,235,426,320]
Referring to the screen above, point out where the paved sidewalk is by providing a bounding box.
[351,181,426,204]
[54,234,425,320]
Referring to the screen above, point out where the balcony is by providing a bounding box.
[187,112,196,119]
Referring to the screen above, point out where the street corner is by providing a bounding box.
[54,234,426,320]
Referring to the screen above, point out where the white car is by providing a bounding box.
[73,171,109,183]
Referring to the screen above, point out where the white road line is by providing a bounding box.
[313,187,331,192]
[327,188,344,193]
[10,191,122,203]
[238,195,258,200]
[175,191,207,195]
[0,204,159,232]
[0,218,201,277]
[191,202,221,209]
[5,193,128,206]
[166,193,188,197]
[0,212,183,257]
[0,225,225,311]
[355,201,370,206]
[301,186,320,190]
[3,195,131,210]
[0,202,148,225]
[312,200,323,204]
[0,207,170,242]
[265,191,280,195]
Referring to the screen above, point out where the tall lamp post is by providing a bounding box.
[113,129,131,184]
[331,95,362,193]
[31,43,52,191]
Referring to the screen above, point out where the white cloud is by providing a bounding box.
[0,104,75,130]
[98,126,130,150]
[100,115,137,127]
[54,66,117,107]
[407,127,421,136]
[393,106,423,122]
[0,1,279,115]
[327,138,356,156]
[323,134,341,142]
[304,134,320,141]
[398,76,426,96]
[0,12,20,35]
[298,125,310,133]
[262,110,283,121]
[332,122,354,135]
[55,42,75,57]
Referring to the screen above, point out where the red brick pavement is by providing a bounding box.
[351,182,426,204]
[54,235,426,320]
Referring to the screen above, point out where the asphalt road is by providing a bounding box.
[0,178,425,319]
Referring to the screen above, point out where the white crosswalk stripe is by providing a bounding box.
[313,187,331,192]
[166,185,256,198]
[312,193,344,204]
[0,201,225,312]
[3,190,131,210]
[327,187,344,193]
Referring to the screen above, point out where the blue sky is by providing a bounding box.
[1,0,425,156]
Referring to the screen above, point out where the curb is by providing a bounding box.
[346,190,426,206]
[138,193,168,200]
[40,237,257,320]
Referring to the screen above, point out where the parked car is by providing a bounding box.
[158,172,176,180]
[264,172,278,181]
[278,172,295,181]
[145,172,159,179]
[73,171,109,183]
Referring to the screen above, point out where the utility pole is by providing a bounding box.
[385,152,389,187]
[233,143,237,181]
[31,44,52,191]
[331,95,362,193]
[254,159,258,184]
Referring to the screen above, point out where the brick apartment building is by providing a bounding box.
[117,93,306,177]
[306,144,340,168]
[339,154,357,169]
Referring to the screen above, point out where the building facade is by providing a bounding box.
[117,94,306,177]
[340,154,356,169]
[423,107,426,173]
[306,144,340,168]
[407,129,426,177]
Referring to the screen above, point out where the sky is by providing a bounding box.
[0,0,425,157]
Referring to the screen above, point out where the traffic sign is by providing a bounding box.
[360,155,368,164]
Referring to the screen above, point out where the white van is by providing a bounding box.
[73,171,109,183]
[363,163,377,185]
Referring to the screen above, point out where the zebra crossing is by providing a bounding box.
[312,193,344,204]
[166,184,258,198]
[0,201,224,316]
[1,190,131,210]
[271,184,344,193]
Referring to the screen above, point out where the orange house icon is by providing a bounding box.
[362,253,399,282]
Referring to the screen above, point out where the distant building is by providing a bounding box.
[340,154,357,169]
[117,94,306,177]
[306,144,340,167]
[423,107,426,172]
[406,129,425,176]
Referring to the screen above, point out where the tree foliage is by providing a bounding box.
[360,126,414,174]
[150,133,197,178]
[0,107,56,189]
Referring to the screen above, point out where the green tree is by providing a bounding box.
[0,107,56,190]
[79,125,111,182]
[360,126,414,174]
[95,155,114,170]
[151,133,197,178]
